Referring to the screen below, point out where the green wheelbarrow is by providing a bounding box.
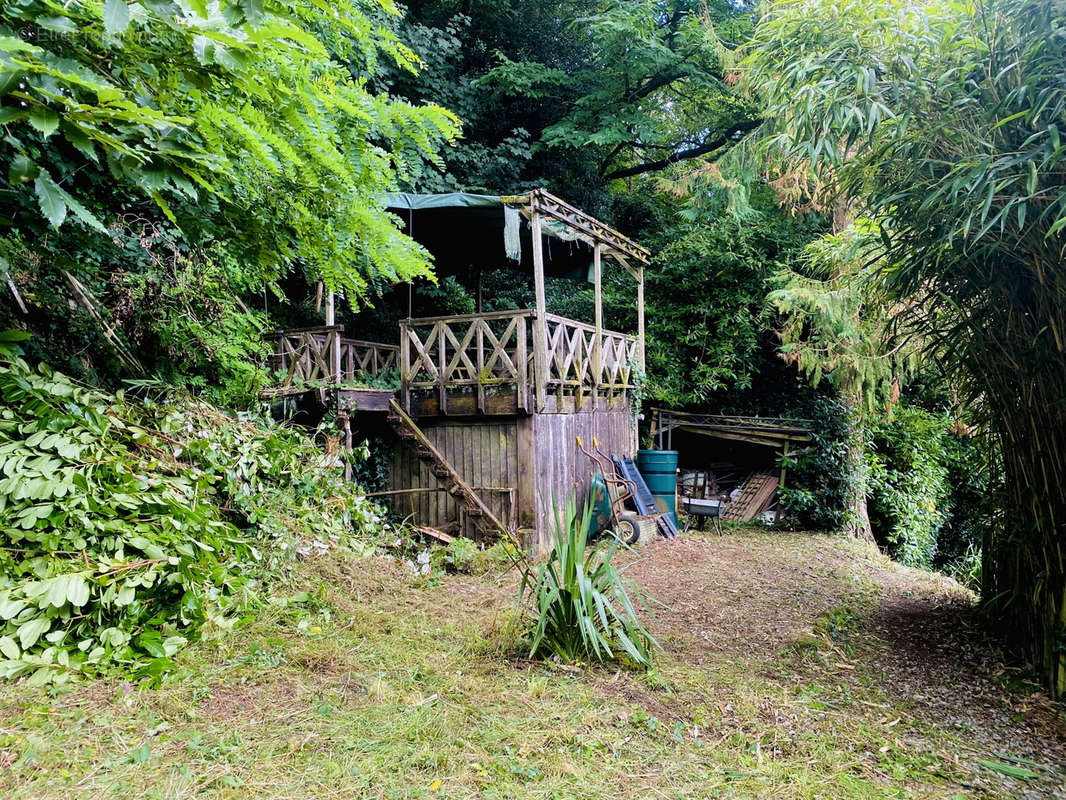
[578,436,644,545]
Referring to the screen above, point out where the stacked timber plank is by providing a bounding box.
[721,472,779,523]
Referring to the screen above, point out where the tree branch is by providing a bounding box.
[601,119,762,181]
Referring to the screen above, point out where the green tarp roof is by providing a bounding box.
[385,192,506,210]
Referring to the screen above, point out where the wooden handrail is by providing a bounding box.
[263,325,343,339]
[266,329,397,391]
[398,310,636,410]
[404,309,535,325]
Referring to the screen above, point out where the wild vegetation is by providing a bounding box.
[522,501,656,668]
[2,531,1064,799]
[745,0,1066,694]
[0,350,385,684]
[0,0,1063,770]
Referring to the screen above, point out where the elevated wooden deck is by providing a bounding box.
[265,309,637,418]
[399,309,636,416]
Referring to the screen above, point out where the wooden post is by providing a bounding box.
[516,313,529,413]
[437,320,448,415]
[516,415,536,533]
[531,211,548,413]
[593,243,603,407]
[325,290,335,326]
[637,266,645,372]
[780,440,791,491]
[476,320,486,413]
[400,320,411,412]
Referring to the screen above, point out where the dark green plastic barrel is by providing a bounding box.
[637,449,678,526]
[642,472,676,493]
[637,449,679,474]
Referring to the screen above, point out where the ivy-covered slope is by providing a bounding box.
[0,355,383,686]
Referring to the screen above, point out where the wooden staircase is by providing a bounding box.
[386,399,515,545]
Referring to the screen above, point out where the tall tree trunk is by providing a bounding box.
[842,396,875,543]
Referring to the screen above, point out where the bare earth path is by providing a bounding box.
[0,530,1063,799]
[624,533,1066,798]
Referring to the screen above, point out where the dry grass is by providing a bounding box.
[0,529,1063,799]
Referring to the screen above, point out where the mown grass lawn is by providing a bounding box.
[1,530,1063,799]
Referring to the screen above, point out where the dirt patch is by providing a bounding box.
[196,679,311,723]
[620,530,1066,795]
[623,533,865,662]
[859,580,1066,789]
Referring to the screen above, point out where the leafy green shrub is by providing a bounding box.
[124,249,271,408]
[777,396,854,531]
[866,406,953,569]
[521,500,656,668]
[935,432,996,589]
[0,357,384,685]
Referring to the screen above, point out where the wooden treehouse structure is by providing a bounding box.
[264,190,650,553]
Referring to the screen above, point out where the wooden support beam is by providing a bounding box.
[526,189,650,265]
[780,440,790,492]
[637,265,645,372]
[679,427,799,448]
[400,321,411,412]
[593,243,603,405]
[325,289,334,326]
[531,211,548,413]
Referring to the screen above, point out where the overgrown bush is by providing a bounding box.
[935,432,996,589]
[0,357,384,685]
[866,406,953,568]
[124,247,271,408]
[777,396,854,531]
[521,500,656,668]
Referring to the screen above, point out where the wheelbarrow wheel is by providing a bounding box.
[614,513,640,545]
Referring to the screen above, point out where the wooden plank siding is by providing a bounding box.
[390,419,520,541]
[530,404,636,552]
[388,403,635,554]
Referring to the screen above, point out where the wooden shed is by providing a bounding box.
[266,190,650,553]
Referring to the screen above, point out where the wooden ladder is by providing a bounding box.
[386,399,515,545]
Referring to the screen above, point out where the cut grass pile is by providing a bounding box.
[0,530,1063,799]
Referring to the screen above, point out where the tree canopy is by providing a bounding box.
[386,0,757,204]
[1,0,458,298]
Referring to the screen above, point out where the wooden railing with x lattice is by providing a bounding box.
[266,326,398,393]
[399,310,532,413]
[542,313,638,398]
[399,310,636,413]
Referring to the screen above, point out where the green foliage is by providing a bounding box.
[777,395,853,531]
[124,245,271,407]
[767,224,918,412]
[536,1,755,182]
[865,407,952,569]
[641,194,822,406]
[0,356,384,685]
[746,0,1066,691]
[521,499,656,668]
[1,0,459,397]
[0,0,457,298]
[390,1,755,197]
